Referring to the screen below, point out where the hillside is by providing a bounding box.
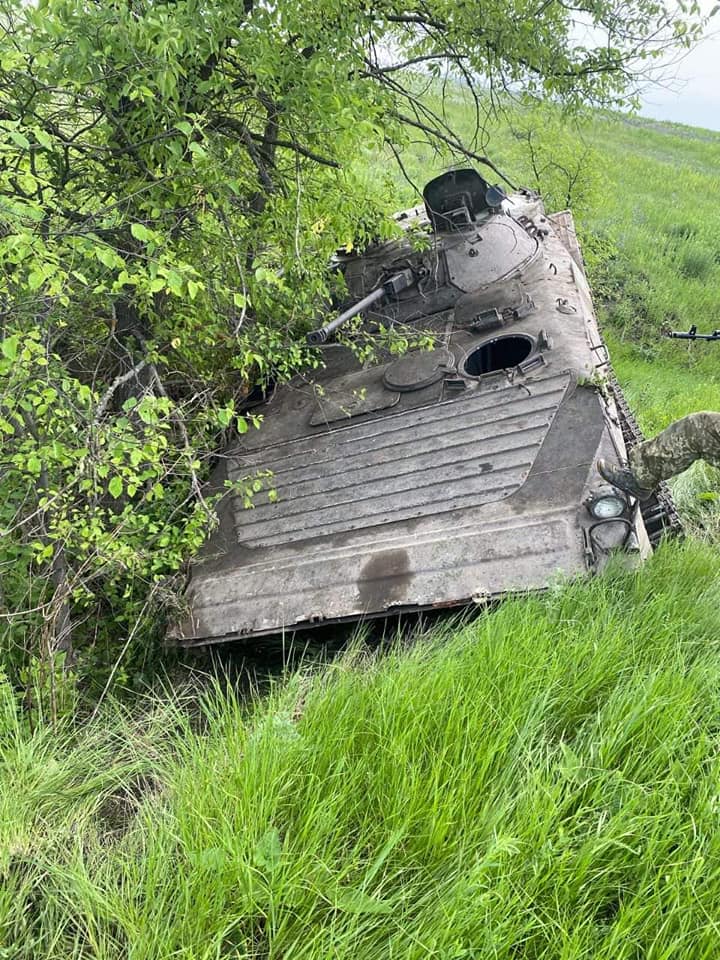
[582,115,720,429]
[3,91,720,958]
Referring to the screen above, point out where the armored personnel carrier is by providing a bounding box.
[173,168,679,646]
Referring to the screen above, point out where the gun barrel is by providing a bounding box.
[306,269,416,346]
[306,287,386,346]
[667,329,720,341]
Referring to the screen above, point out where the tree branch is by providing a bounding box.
[391,111,517,188]
[248,132,340,168]
[93,358,149,424]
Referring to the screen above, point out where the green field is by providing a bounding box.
[3,107,720,958]
[584,116,720,426]
[3,542,720,959]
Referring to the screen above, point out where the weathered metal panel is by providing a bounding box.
[229,373,569,548]
[172,181,650,645]
[180,510,581,644]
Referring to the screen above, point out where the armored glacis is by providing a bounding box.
[173,169,662,646]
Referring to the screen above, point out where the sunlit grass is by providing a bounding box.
[605,333,720,435]
[2,540,720,958]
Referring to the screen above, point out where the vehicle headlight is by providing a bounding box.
[586,493,627,520]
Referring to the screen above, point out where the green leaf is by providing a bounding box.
[8,130,30,150]
[333,888,392,915]
[137,402,158,425]
[33,127,53,150]
[216,404,233,427]
[95,246,121,269]
[130,222,153,243]
[1,336,19,361]
[164,269,183,296]
[187,848,228,872]
[27,270,46,291]
[108,476,123,498]
[253,828,282,872]
[236,416,249,434]
[1,51,21,71]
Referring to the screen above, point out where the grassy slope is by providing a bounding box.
[583,116,720,430]
[3,111,720,958]
[3,542,720,959]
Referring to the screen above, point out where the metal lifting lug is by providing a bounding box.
[537,328,553,351]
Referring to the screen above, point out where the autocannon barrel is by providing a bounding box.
[306,287,386,346]
[306,269,416,346]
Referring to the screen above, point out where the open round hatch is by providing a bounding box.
[383,348,454,392]
[462,334,534,377]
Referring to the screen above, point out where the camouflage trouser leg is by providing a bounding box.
[629,412,720,488]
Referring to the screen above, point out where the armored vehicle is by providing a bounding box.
[173,169,679,646]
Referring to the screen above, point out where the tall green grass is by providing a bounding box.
[606,333,719,435]
[3,540,720,959]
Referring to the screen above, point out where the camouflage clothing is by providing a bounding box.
[629,411,720,489]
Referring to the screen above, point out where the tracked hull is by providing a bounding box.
[172,172,671,646]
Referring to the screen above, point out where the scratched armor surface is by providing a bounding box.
[631,412,720,487]
[173,172,652,645]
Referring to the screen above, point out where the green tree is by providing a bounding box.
[504,105,602,219]
[0,0,711,706]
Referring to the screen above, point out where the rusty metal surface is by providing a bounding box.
[172,184,649,645]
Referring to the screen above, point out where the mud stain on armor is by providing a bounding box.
[357,549,413,611]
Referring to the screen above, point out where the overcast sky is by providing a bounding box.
[637,4,720,130]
